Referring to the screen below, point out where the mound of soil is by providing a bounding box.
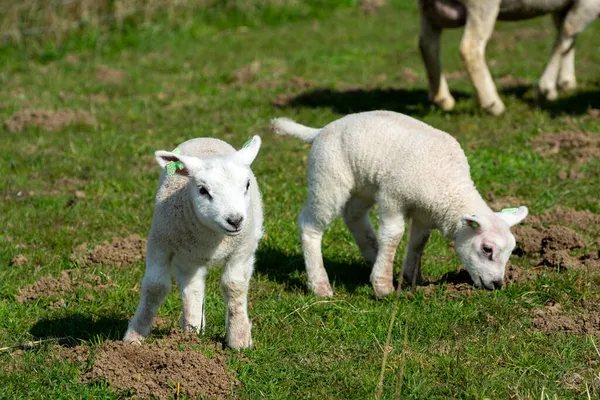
[4,109,97,133]
[526,206,600,234]
[532,131,600,164]
[73,234,147,267]
[81,334,236,400]
[16,270,113,303]
[530,301,600,335]
[10,254,28,266]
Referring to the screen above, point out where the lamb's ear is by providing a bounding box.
[461,214,490,232]
[155,151,200,177]
[496,206,528,227]
[235,136,261,166]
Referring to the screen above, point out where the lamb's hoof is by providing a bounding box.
[372,282,394,299]
[123,329,145,345]
[537,85,558,102]
[311,281,334,297]
[482,100,505,116]
[433,95,456,112]
[227,327,253,350]
[558,78,576,91]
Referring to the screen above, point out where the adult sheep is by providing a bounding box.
[123,136,263,349]
[419,0,600,115]
[272,111,527,298]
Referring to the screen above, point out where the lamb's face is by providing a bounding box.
[155,136,262,236]
[188,161,253,236]
[454,207,528,290]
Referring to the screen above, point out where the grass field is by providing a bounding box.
[1,1,600,398]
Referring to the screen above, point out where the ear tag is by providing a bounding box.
[502,207,519,214]
[467,221,479,229]
[165,147,185,176]
[242,138,253,149]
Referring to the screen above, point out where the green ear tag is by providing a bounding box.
[467,221,479,229]
[165,148,185,176]
[502,207,519,214]
[242,138,253,149]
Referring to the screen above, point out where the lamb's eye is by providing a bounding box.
[245,180,250,191]
[482,244,494,258]
[198,186,210,197]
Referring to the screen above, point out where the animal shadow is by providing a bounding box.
[278,87,469,117]
[30,314,128,344]
[256,245,371,294]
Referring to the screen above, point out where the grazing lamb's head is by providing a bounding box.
[454,206,528,290]
[155,136,261,236]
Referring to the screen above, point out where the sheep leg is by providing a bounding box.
[419,15,456,111]
[539,1,598,100]
[342,197,378,265]
[401,221,430,287]
[371,211,405,298]
[123,249,172,344]
[459,1,504,115]
[175,264,208,333]
[221,254,254,350]
[552,10,576,91]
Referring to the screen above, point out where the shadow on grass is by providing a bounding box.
[30,314,128,344]
[256,246,371,294]
[277,87,470,116]
[500,84,600,117]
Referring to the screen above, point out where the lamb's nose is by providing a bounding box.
[226,215,244,229]
[492,279,503,290]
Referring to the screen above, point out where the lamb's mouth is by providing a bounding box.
[222,226,242,236]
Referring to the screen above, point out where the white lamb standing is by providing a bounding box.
[272,111,527,298]
[123,136,263,349]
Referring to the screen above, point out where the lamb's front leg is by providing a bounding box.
[124,249,172,344]
[371,212,405,298]
[401,222,430,287]
[175,264,208,333]
[221,255,254,350]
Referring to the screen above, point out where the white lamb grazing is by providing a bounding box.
[272,111,527,298]
[123,136,263,349]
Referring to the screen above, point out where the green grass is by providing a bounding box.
[1,1,600,398]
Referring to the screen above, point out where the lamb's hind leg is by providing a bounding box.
[419,15,455,111]
[401,221,430,287]
[459,0,505,115]
[175,263,208,334]
[343,197,378,266]
[539,0,600,101]
[299,189,349,297]
[371,208,405,298]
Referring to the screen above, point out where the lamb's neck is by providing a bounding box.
[438,187,492,239]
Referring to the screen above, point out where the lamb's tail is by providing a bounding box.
[271,117,321,143]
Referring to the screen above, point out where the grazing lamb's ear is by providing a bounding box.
[462,214,490,231]
[235,136,261,166]
[496,206,528,227]
[155,150,200,177]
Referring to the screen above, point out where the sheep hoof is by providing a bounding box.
[311,281,334,297]
[558,79,576,91]
[537,85,558,102]
[123,330,145,345]
[372,280,394,298]
[483,100,506,116]
[433,95,456,112]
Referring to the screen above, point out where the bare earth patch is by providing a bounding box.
[79,333,236,400]
[73,234,147,267]
[16,270,113,303]
[96,65,126,83]
[532,131,600,164]
[4,109,97,133]
[530,301,600,335]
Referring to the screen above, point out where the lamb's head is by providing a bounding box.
[454,206,528,290]
[155,136,261,236]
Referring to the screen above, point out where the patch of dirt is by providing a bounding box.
[399,67,418,84]
[16,271,74,303]
[16,270,113,303]
[81,334,236,400]
[232,61,261,85]
[532,131,600,164]
[73,234,147,267]
[360,0,385,14]
[445,70,468,81]
[497,74,530,87]
[10,254,28,266]
[418,269,476,297]
[530,301,600,335]
[96,65,126,83]
[486,192,525,211]
[589,109,600,119]
[4,109,97,133]
[557,169,585,180]
[526,206,600,234]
